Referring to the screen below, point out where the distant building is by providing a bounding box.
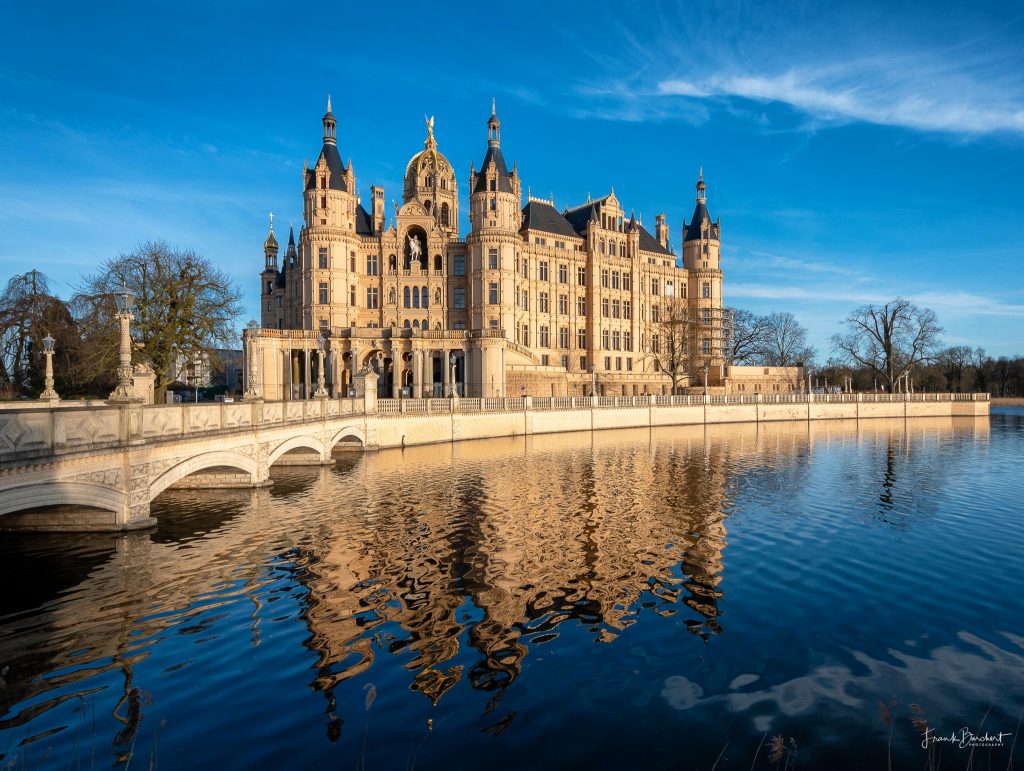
[250,99,797,399]
[166,349,243,394]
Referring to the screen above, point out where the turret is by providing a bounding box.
[655,213,669,249]
[683,168,721,271]
[263,212,279,269]
[260,212,279,327]
[371,185,385,234]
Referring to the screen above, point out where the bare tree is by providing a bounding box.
[761,312,815,367]
[830,298,942,391]
[937,345,973,392]
[80,241,244,399]
[644,297,697,394]
[0,270,76,396]
[729,308,771,364]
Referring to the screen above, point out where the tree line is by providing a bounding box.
[0,242,242,401]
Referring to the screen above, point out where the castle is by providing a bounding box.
[251,99,793,399]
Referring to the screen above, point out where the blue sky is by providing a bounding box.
[1,1,1022,357]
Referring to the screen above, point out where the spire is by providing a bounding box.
[424,114,437,150]
[288,222,295,246]
[264,211,278,251]
[487,98,501,147]
[696,168,706,202]
[322,95,337,146]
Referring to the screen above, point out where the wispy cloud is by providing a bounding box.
[656,54,1024,135]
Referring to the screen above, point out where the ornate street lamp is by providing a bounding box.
[314,333,329,398]
[39,333,60,402]
[449,353,457,398]
[108,281,141,403]
[703,358,710,396]
[589,364,596,399]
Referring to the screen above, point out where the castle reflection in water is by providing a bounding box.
[0,416,987,748]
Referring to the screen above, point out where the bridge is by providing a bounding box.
[0,391,989,532]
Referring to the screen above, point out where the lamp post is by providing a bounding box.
[314,333,329,399]
[39,333,60,402]
[108,282,140,403]
[703,359,710,396]
[589,364,596,399]
[449,353,457,398]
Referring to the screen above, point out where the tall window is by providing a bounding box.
[601,329,610,349]
[453,287,466,308]
[434,254,442,272]
[624,331,632,351]
[440,202,450,226]
[651,278,660,295]
[539,261,549,281]
[612,331,621,350]
[454,254,465,276]
[488,282,499,304]
[318,282,329,305]
[558,263,568,283]
[366,254,378,276]
[652,334,660,354]
[539,292,549,313]
[577,266,586,285]
[412,287,420,308]
[366,287,379,309]
[622,273,631,291]
[350,286,356,306]
[559,327,569,348]
[489,247,499,269]
[651,304,660,322]
[421,286,428,308]
[612,299,620,319]
[601,269,609,288]
[703,282,711,298]
[403,286,411,308]
[577,328,587,349]
[521,324,529,346]
[623,300,632,320]
[601,298,609,317]
[611,271,620,289]
[558,294,568,314]
[319,247,328,269]
[539,325,550,347]
[577,296,587,316]
[702,307,711,325]
[350,253,356,272]
[521,289,529,310]
[702,337,711,354]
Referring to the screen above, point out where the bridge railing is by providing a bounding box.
[0,392,990,464]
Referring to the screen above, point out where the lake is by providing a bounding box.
[1,411,1021,769]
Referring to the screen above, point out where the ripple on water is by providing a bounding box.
[0,414,1021,769]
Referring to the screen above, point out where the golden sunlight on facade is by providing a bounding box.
[252,99,798,399]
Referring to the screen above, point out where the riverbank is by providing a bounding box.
[993,397,1024,406]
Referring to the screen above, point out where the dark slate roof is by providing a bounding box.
[472,145,514,193]
[638,224,673,256]
[520,200,578,238]
[355,203,373,235]
[684,201,711,242]
[563,203,598,236]
[306,142,348,192]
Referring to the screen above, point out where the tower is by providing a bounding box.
[682,170,725,372]
[655,213,669,249]
[402,116,459,233]
[260,213,279,327]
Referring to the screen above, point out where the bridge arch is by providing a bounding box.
[0,481,126,519]
[267,435,327,466]
[329,425,366,449]
[149,451,258,500]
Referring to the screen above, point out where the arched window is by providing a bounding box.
[434,288,441,305]
[404,319,411,328]
[413,319,420,329]
[434,254,442,272]
[388,288,396,304]
[435,322,441,330]
[421,286,429,308]
[403,286,411,308]
[389,254,397,272]
[440,177,447,190]
[412,287,420,309]
[424,199,432,213]
[440,202,450,226]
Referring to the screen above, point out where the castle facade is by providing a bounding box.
[252,99,762,400]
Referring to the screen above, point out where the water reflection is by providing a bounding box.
[0,415,1007,769]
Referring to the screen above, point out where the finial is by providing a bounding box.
[699,165,703,181]
[327,94,332,113]
[269,211,274,231]
[491,97,496,116]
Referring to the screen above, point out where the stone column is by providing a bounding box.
[392,358,401,399]
[350,346,359,397]
[441,348,449,396]
[413,349,423,399]
[303,345,312,399]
